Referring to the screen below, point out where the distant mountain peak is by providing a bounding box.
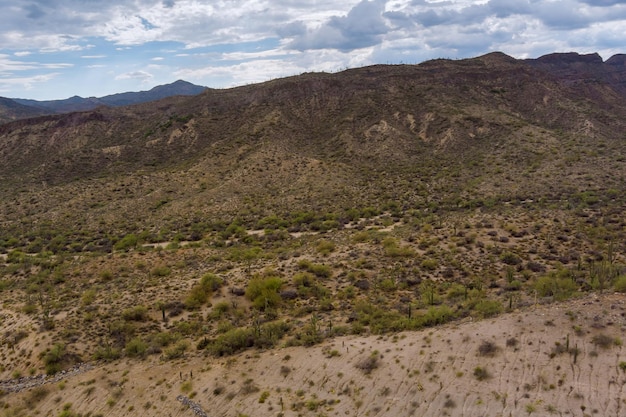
[534,52,604,65]
[6,80,208,120]
[606,54,626,65]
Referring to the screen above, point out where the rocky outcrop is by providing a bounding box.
[176,395,209,417]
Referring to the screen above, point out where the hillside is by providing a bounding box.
[0,52,625,417]
[5,80,208,117]
[0,97,49,124]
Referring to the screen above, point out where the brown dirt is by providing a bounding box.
[2,292,625,417]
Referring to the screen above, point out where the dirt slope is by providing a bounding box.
[3,292,625,417]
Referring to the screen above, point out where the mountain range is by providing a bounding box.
[0,79,208,124]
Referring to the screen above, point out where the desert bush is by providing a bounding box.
[122,305,149,321]
[208,301,232,320]
[500,251,521,265]
[93,345,122,361]
[446,283,467,300]
[150,265,171,277]
[184,274,222,310]
[356,353,380,375]
[42,343,66,374]
[240,378,260,395]
[309,263,332,278]
[473,366,490,381]
[382,238,415,258]
[280,365,291,377]
[378,278,396,292]
[99,269,114,282]
[592,334,619,349]
[164,340,189,359]
[316,240,336,255]
[245,276,283,310]
[114,234,138,251]
[613,275,626,293]
[472,299,503,318]
[125,337,148,358]
[420,281,442,305]
[477,340,499,356]
[145,331,179,353]
[417,305,455,328]
[534,275,577,300]
[506,337,518,347]
[207,328,255,356]
[258,391,270,403]
[293,271,316,289]
[421,258,438,271]
[80,289,97,306]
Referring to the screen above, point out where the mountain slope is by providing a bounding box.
[0,96,50,124]
[1,52,625,202]
[3,293,626,417]
[9,80,208,116]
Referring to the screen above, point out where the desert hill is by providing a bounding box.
[0,97,50,125]
[0,52,625,417]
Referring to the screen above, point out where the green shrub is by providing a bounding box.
[122,305,149,321]
[418,305,455,327]
[614,275,626,293]
[208,301,232,320]
[151,265,171,277]
[164,340,189,359]
[446,284,467,300]
[114,234,138,251]
[383,238,415,258]
[125,337,148,358]
[310,263,331,278]
[293,272,316,288]
[184,285,209,310]
[184,273,223,309]
[473,366,490,381]
[245,276,283,310]
[421,258,438,271]
[316,240,336,255]
[534,275,577,300]
[500,252,521,265]
[146,331,179,351]
[208,328,255,356]
[472,299,503,318]
[200,273,223,291]
[259,391,270,403]
[378,278,396,292]
[93,345,122,362]
[42,343,65,375]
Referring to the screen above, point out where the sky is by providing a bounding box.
[1,0,625,100]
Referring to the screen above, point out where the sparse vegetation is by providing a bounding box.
[0,52,625,417]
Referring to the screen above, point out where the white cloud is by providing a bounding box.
[0,72,61,94]
[115,70,153,82]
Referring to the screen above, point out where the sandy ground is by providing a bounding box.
[2,292,626,417]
